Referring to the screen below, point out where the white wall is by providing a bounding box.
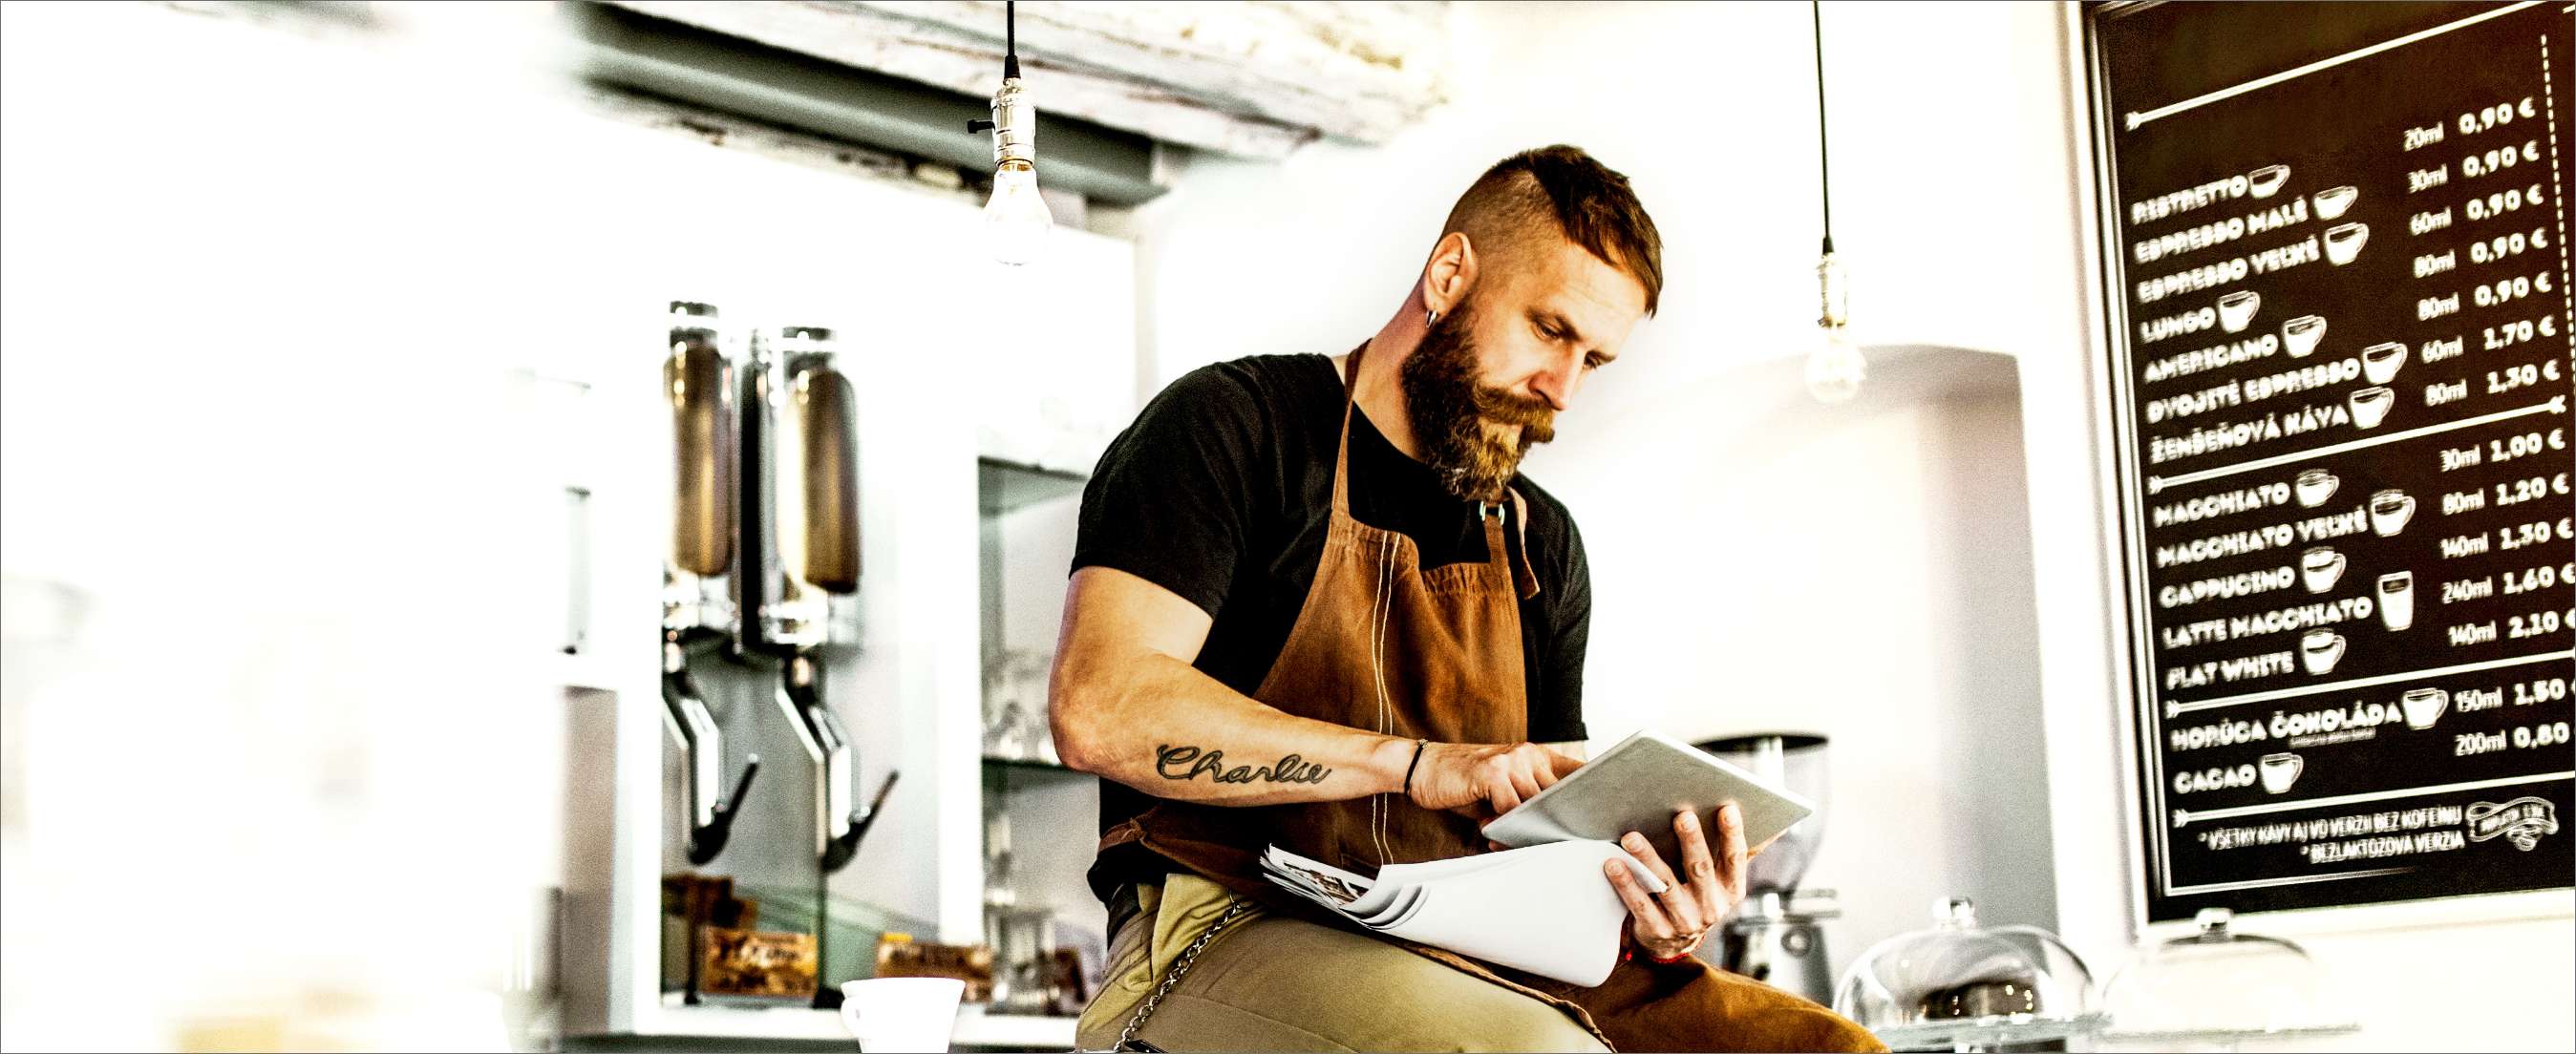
[0,4,579,1047]
[1131,2,2572,1049]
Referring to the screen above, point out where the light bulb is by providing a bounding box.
[1804,249,1864,403]
[986,160,1052,266]
[1804,324,1865,404]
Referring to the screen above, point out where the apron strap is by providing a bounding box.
[1481,490,1542,601]
[1330,342,1366,518]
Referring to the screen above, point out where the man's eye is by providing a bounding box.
[1584,352,1607,370]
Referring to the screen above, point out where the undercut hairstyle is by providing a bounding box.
[1440,145,1663,315]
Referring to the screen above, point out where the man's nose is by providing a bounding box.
[1528,356,1578,411]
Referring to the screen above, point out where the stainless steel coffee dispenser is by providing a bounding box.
[741,326,891,875]
[661,302,758,866]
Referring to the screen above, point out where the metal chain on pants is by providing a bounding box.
[1114,896,1252,1052]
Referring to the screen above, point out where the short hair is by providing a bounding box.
[1440,145,1663,315]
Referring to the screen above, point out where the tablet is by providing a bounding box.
[1480,729,1817,867]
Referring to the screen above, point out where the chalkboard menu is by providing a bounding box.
[2086,1,2576,922]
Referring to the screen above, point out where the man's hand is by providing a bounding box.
[1402,741,1585,816]
[1601,803,1756,962]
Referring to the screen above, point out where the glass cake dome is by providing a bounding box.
[1834,897,2106,1050]
[2098,908,2357,1048]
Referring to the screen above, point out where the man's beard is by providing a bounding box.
[1398,301,1557,502]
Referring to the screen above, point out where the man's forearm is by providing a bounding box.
[1052,649,1418,806]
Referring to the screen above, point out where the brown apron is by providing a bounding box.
[1096,341,1883,1053]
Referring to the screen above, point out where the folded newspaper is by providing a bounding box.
[1260,839,1665,986]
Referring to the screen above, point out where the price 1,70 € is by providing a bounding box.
[2481,314,2559,351]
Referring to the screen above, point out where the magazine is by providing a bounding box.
[1259,839,1663,986]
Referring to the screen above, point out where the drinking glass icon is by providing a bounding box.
[2300,629,2346,675]
[2249,165,2291,199]
[2361,342,2407,385]
[2294,468,2339,508]
[2259,751,2305,793]
[2368,490,2416,537]
[2400,688,2449,729]
[2283,315,2328,357]
[2218,290,2262,333]
[2301,547,2347,593]
[2350,386,2395,429]
[2378,571,2415,630]
[2311,185,2359,220]
[2325,222,2371,265]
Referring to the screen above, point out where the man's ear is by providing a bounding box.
[1421,231,1479,317]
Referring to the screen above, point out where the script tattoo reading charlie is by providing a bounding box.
[1154,744,1332,785]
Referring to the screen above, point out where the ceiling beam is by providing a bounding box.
[598,0,1452,159]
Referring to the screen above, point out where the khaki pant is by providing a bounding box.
[1076,874,1611,1053]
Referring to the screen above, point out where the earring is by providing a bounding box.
[1425,306,1438,327]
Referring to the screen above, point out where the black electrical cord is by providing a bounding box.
[1812,0,1834,256]
[968,1,1020,135]
[1003,0,1020,79]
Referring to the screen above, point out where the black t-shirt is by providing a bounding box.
[1070,351,1592,900]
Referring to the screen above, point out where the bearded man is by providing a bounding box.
[1051,145,1881,1053]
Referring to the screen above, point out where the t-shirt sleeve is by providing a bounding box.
[1529,507,1591,743]
[1071,364,1267,618]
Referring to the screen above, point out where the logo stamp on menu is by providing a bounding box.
[2463,797,2560,852]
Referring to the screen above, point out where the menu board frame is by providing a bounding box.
[2079,0,2576,926]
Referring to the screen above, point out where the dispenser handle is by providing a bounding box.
[693,754,760,866]
[665,647,759,866]
[823,769,900,874]
[779,655,894,874]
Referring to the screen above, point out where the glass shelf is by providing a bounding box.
[982,755,1090,796]
[982,755,1082,774]
[2099,1024,2362,1047]
[709,882,937,1000]
[978,456,1087,516]
[1873,1011,2110,1051]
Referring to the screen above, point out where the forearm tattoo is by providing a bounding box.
[1154,744,1332,785]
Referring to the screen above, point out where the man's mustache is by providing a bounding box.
[1472,386,1556,444]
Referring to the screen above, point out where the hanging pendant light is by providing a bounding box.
[968,0,1053,265]
[1804,0,1865,404]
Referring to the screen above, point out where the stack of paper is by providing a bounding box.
[1260,839,1665,986]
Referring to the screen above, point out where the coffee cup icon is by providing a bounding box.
[2400,688,2449,729]
[2300,630,2347,675]
[2258,751,2305,793]
[2378,570,2415,630]
[2311,185,2359,220]
[2350,386,2395,429]
[2324,222,2370,265]
[2283,315,2328,357]
[2301,547,2347,593]
[2217,290,2262,333]
[2249,164,2291,199]
[2368,489,2416,537]
[2294,468,2339,508]
[2361,342,2407,385]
